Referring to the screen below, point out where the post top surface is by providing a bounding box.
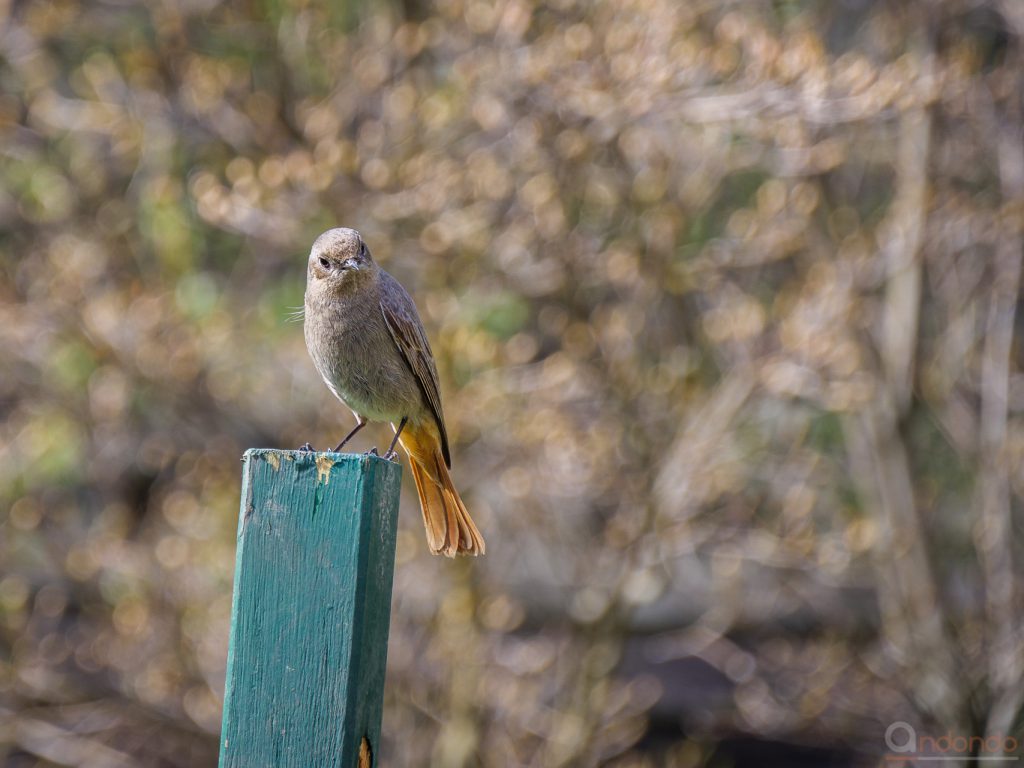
[243,447,400,467]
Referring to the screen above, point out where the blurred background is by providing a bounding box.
[2,0,1023,765]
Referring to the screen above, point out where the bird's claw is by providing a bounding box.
[298,442,314,452]
[363,447,380,457]
[383,450,399,462]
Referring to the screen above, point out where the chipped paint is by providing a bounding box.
[266,453,281,471]
[359,737,372,767]
[315,454,334,484]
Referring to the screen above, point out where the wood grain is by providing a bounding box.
[219,449,401,768]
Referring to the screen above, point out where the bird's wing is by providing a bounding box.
[379,276,452,468]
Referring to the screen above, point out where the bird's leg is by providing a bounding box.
[334,417,367,453]
[383,417,408,462]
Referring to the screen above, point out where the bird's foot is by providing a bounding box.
[383,450,399,462]
[363,447,380,457]
[298,442,315,452]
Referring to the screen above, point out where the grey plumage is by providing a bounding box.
[302,227,484,556]
[304,250,423,425]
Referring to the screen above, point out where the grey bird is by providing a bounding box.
[303,227,485,557]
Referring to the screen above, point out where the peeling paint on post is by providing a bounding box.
[219,449,401,768]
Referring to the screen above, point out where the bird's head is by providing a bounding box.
[306,227,376,296]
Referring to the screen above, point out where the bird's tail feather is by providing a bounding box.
[400,423,485,557]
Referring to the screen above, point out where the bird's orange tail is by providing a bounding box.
[399,422,485,557]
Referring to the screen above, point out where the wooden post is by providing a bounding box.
[219,449,402,768]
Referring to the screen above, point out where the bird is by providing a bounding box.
[302,227,485,557]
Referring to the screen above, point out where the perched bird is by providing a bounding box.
[303,227,485,557]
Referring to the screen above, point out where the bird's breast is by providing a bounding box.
[304,294,420,421]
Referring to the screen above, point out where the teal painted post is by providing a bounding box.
[219,449,402,768]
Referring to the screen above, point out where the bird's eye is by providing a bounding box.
[318,257,330,269]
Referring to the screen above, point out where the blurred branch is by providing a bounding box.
[977,79,1024,745]
[880,86,931,411]
[665,86,904,127]
[845,27,962,728]
[997,0,1024,37]
[655,364,755,520]
[1,708,137,768]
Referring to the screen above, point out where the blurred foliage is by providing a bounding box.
[2,0,1024,765]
